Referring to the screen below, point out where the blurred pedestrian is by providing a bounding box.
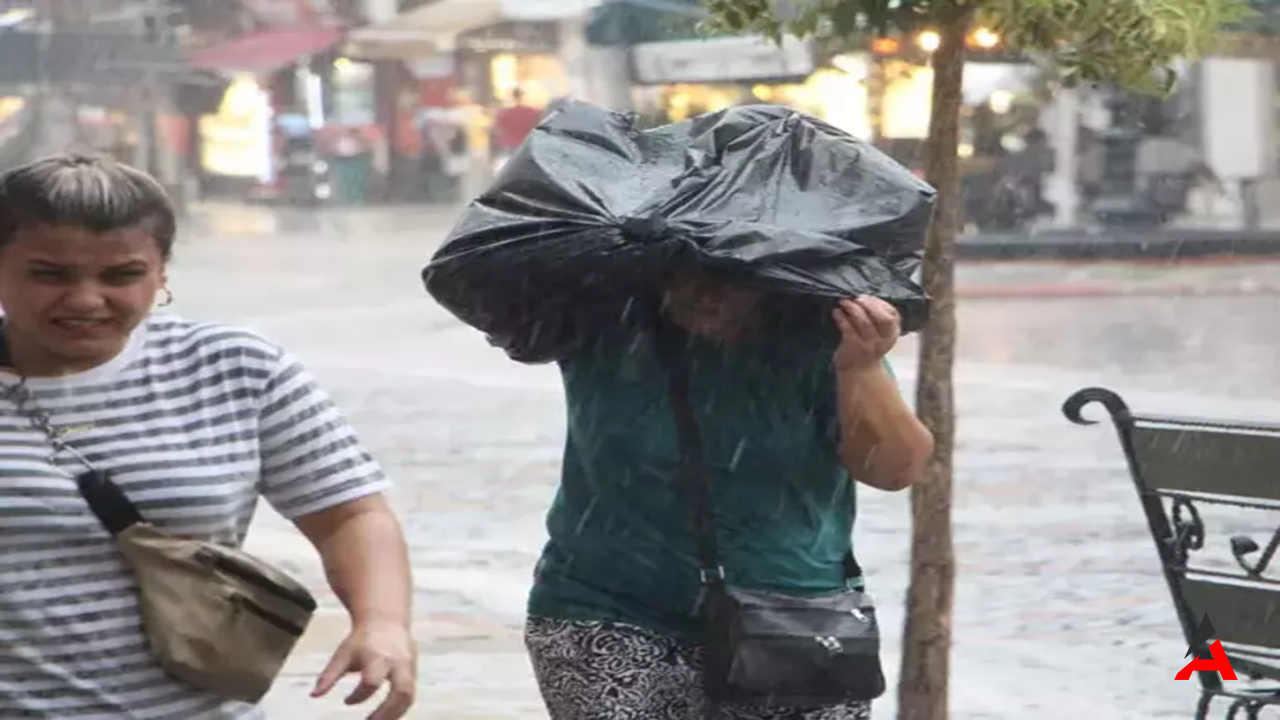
[1134,116,1214,218]
[1014,128,1055,215]
[525,269,935,718]
[276,113,321,206]
[492,88,542,155]
[0,154,417,720]
[329,127,372,205]
[491,88,543,175]
[419,109,467,204]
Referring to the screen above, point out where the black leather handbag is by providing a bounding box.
[657,323,887,710]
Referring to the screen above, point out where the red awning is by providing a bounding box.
[188,27,344,75]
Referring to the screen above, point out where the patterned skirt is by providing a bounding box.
[525,616,874,720]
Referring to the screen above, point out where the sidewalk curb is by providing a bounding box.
[958,228,1280,261]
[953,283,1268,298]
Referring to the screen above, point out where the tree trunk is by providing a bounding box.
[897,6,972,720]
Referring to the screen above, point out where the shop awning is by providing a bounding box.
[348,0,505,58]
[188,27,344,75]
[586,0,705,47]
[347,0,599,59]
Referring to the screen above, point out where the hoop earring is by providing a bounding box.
[158,287,174,308]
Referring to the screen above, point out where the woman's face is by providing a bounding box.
[0,224,166,373]
[663,274,762,342]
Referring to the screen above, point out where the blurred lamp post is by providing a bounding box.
[140,1,185,212]
[1045,86,1080,227]
[141,9,163,180]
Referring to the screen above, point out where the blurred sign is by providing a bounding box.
[407,57,454,79]
[870,37,900,55]
[1200,57,1275,179]
[458,19,559,53]
[631,35,814,85]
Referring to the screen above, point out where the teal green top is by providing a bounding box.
[528,316,886,641]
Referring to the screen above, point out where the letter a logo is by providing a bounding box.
[1176,614,1237,681]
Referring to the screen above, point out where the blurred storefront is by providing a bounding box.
[329,57,378,126]
[629,35,871,140]
[586,1,871,136]
[466,23,569,107]
[346,0,593,105]
[0,94,36,172]
[0,8,187,168]
[340,0,598,199]
[348,0,596,94]
[196,77,274,188]
[183,0,347,199]
[75,106,145,167]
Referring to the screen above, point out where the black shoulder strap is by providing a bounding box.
[653,317,863,585]
[653,319,725,587]
[0,320,12,369]
[77,470,145,536]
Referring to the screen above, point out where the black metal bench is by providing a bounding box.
[1064,387,1280,719]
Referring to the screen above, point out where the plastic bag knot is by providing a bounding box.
[620,214,669,245]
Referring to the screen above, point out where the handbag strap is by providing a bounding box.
[654,320,726,587]
[653,318,863,587]
[0,325,144,537]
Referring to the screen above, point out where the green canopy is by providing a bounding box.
[586,0,708,47]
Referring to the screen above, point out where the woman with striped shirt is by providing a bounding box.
[0,154,416,719]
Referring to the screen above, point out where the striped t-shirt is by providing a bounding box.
[0,314,390,719]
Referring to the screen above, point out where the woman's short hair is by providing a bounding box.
[0,153,177,260]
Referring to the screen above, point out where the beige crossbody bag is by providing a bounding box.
[3,377,316,704]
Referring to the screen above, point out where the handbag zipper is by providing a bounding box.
[234,595,306,637]
[203,552,317,611]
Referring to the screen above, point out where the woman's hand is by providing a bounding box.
[295,495,415,719]
[313,620,418,720]
[831,296,932,490]
[832,297,901,373]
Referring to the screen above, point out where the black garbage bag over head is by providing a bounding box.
[424,101,936,363]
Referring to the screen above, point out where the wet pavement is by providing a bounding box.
[166,203,1280,719]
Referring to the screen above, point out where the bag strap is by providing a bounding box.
[653,317,863,586]
[0,325,144,537]
[76,471,145,537]
[654,320,725,587]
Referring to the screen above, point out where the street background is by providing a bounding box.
[161,203,1280,720]
[4,0,1280,716]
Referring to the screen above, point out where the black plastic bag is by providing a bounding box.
[424,101,936,363]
